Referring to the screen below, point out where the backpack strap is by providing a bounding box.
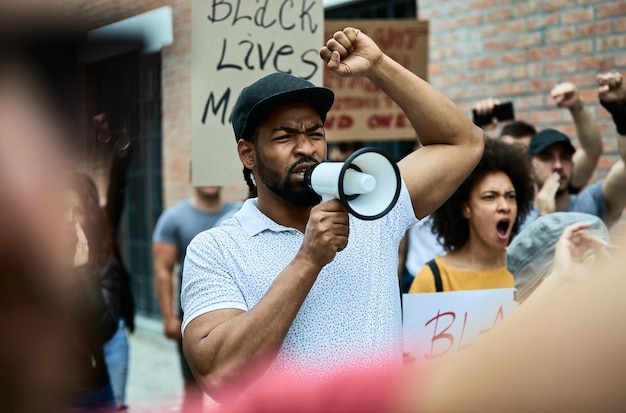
[426,259,443,293]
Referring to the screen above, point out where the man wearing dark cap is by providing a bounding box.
[526,90,626,227]
[179,27,485,403]
[527,128,579,220]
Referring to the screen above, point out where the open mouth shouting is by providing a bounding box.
[290,159,318,183]
[496,218,512,241]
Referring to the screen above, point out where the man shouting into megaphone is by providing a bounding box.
[180,27,485,405]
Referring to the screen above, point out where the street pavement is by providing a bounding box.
[125,316,218,412]
[126,315,184,412]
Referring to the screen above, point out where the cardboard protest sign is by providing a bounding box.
[323,19,429,142]
[191,0,324,185]
[402,289,518,362]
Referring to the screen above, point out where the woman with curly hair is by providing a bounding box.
[408,138,534,293]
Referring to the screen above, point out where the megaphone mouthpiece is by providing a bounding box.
[343,168,376,195]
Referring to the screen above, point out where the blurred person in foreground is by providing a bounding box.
[0,51,120,413]
[412,220,624,413]
[0,54,76,413]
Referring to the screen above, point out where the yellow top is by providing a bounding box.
[408,256,514,293]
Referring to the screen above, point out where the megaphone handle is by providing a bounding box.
[321,194,334,203]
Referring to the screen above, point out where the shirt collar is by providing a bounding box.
[235,198,299,237]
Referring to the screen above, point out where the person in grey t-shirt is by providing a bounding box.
[152,185,241,412]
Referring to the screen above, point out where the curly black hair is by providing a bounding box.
[431,138,535,252]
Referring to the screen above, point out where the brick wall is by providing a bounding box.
[419,0,625,166]
[419,0,626,237]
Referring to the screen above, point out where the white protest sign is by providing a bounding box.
[402,289,518,362]
[191,0,325,185]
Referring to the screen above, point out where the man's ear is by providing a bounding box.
[238,139,255,170]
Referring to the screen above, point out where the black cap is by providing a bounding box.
[527,128,576,155]
[231,73,334,142]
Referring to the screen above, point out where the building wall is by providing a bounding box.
[419,0,626,178]
[419,0,626,239]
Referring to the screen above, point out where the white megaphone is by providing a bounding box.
[304,147,401,220]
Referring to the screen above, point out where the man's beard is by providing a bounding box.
[256,155,321,208]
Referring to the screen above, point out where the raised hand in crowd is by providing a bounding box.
[551,221,608,279]
[93,112,131,153]
[598,71,626,138]
[597,71,626,139]
[597,71,626,104]
[595,71,626,225]
[550,81,603,192]
[472,97,501,133]
[550,81,582,110]
[93,112,111,143]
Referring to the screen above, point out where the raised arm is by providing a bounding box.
[320,27,484,219]
[597,72,626,224]
[550,82,603,191]
[105,144,132,234]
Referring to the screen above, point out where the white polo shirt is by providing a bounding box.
[181,180,417,381]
